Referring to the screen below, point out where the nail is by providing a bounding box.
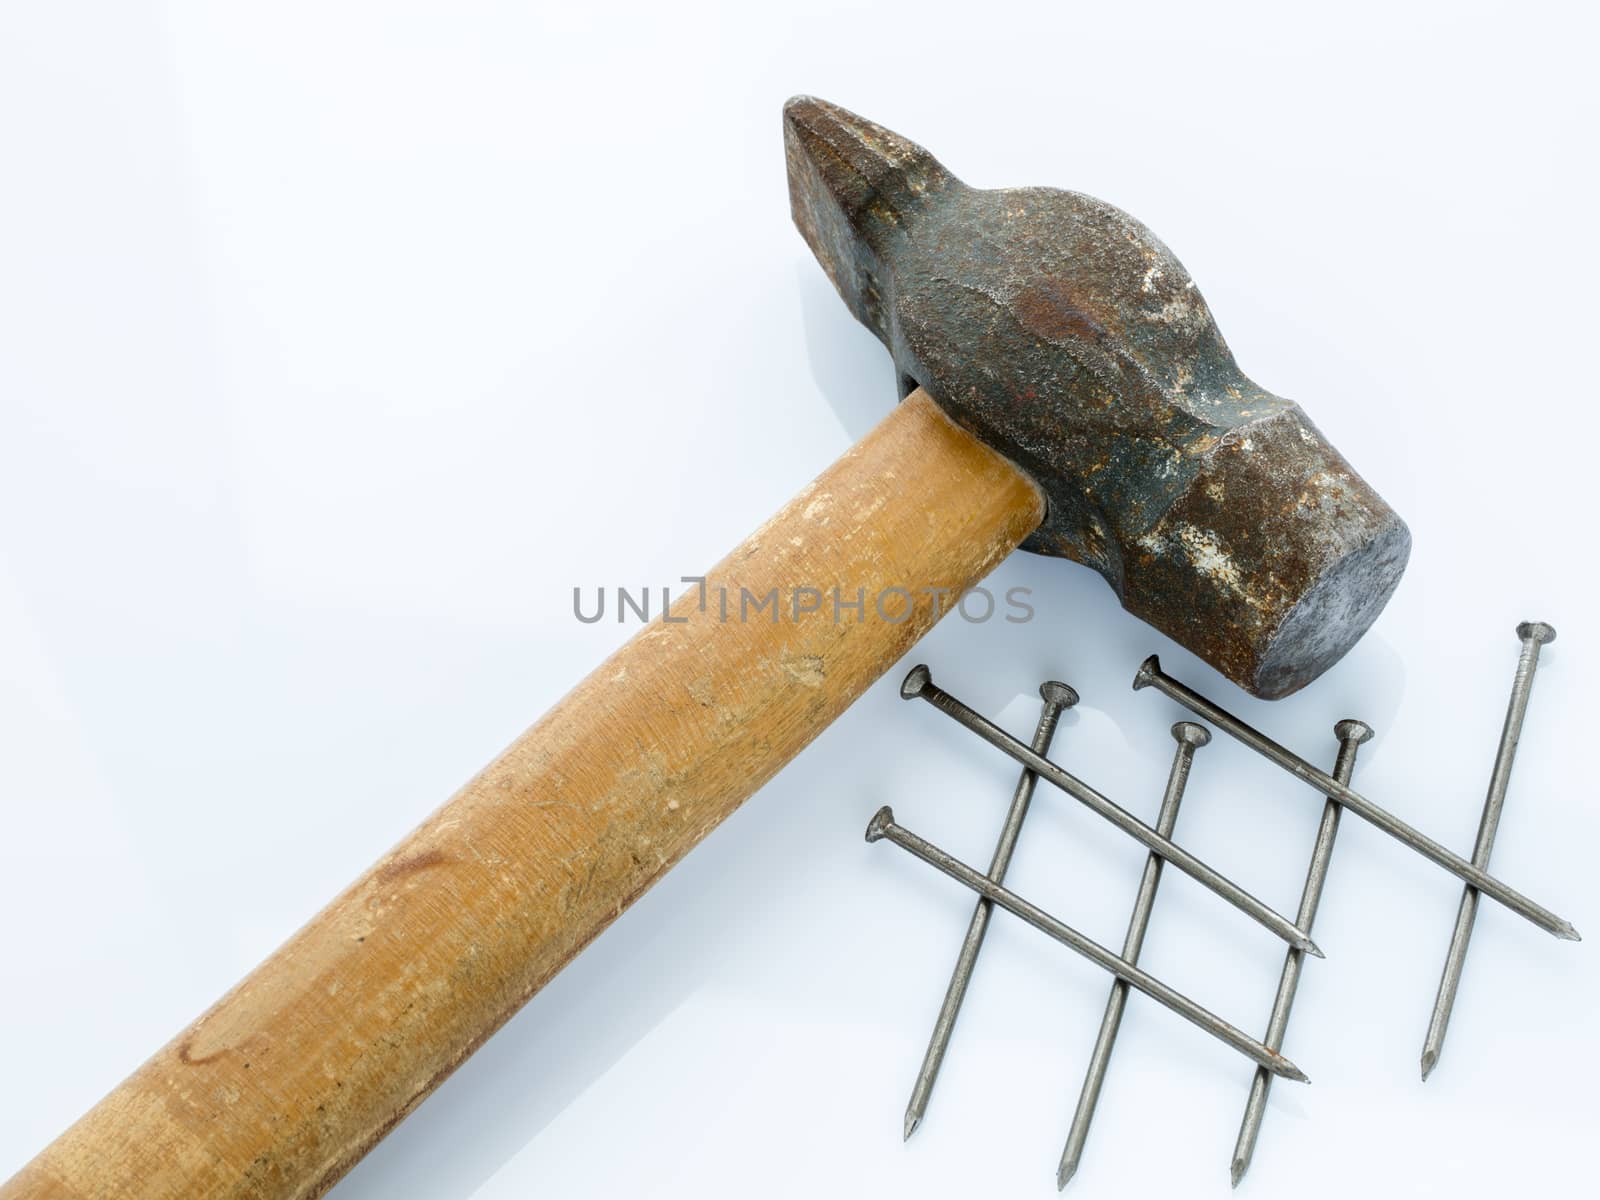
[1230,718,1373,1187]
[865,807,1311,1083]
[1420,621,1557,1081]
[900,666,1321,957]
[904,680,1079,1141]
[1132,656,1579,942]
[1057,721,1211,1189]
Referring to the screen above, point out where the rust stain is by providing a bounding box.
[176,1038,227,1067]
[374,849,448,886]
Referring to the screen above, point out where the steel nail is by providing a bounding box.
[900,665,1321,957]
[1230,719,1373,1187]
[1420,621,1557,1080]
[1057,721,1211,1189]
[904,680,1079,1141]
[1132,655,1579,942]
[865,807,1311,1082]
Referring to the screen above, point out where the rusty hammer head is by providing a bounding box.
[784,96,1409,699]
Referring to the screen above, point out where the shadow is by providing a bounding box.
[796,266,896,442]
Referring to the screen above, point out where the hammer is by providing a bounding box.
[2,98,1410,1199]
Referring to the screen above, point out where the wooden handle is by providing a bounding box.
[4,390,1043,1199]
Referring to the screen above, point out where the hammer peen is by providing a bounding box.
[4,98,1410,1199]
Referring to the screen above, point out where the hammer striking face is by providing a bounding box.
[785,96,1410,698]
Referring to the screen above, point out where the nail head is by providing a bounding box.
[900,664,932,700]
[1333,718,1375,745]
[1516,620,1556,646]
[1038,680,1080,710]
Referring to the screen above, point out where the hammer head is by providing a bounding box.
[784,96,1409,699]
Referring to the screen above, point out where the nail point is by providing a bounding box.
[1276,1058,1310,1084]
[865,806,894,842]
[1420,1049,1437,1081]
[1557,921,1581,942]
[1230,1158,1248,1188]
[1056,1160,1077,1191]
[902,1112,919,1141]
[900,664,932,700]
[1302,936,1326,960]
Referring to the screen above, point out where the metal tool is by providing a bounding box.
[1420,621,1557,1080]
[1058,721,1211,1189]
[865,808,1309,1081]
[904,681,1079,1140]
[879,639,1571,1185]
[900,665,1320,956]
[1230,719,1373,1187]
[787,96,1409,699]
[1132,656,1578,941]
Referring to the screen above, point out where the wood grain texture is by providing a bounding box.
[2,390,1044,1199]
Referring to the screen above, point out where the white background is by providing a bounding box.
[1,2,1595,1196]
